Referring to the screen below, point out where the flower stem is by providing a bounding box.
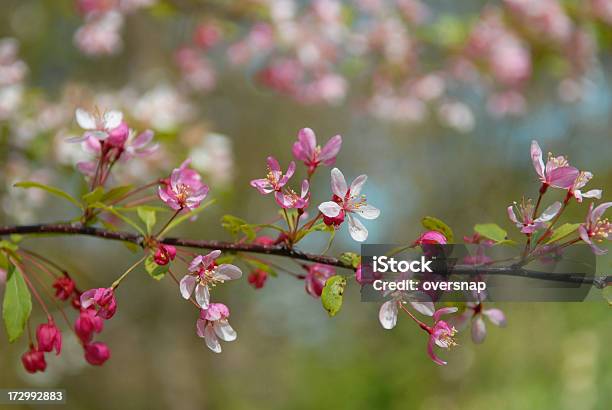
[399,302,431,333]
[155,207,183,238]
[111,255,147,289]
[535,192,571,247]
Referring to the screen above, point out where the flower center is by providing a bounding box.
[591,218,611,242]
[546,152,569,169]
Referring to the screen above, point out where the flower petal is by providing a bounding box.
[378,300,398,329]
[347,214,368,242]
[75,108,96,130]
[471,316,486,344]
[196,319,207,338]
[195,284,210,309]
[203,324,222,353]
[409,301,435,317]
[483,308,507,327]
[103,110,123,130]
[318,201,342,217]
[433,306,458,322]
[266,156,280,172]
[591,202,612,224]
[530,140,545,179]
[427,337,447,365]
[354,204,380,220]
[548,166,579,189]
[330,168,348,197]
[349,174,367,197]
[578,224,592,245]
[507,205,519,225]
[214,264,242,281]
[214,320,237,342]
[179,275,197,299]
[319,134,342,164]
[535,201,562,222]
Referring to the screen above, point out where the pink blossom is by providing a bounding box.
[84,342,111,365]
[530,140,579,189]
[292,128,342,175]
[158,160,209,210]
[80,287,117,319]
[36,321,62,355]
[180,251,242,309]
[21,346,46,373]
[426,307,459,365]
[451,303,506,344]
[248,269,268,289]
[154,244,177,266]
[250,156,296,204]
[568,171,602,202]
[275,179,310,209]
[105,121,129,147]
[413,231,447,246]
[124,129,158,158]
[193,22,223,49]
[579,202,611,255]
[75,308,104,343]
[196,303,237,353]
[52,276,75,301]
[304,263,335,298]
[70,107,123,142]
[508,198,562,234]
[74,12,123,57]
[319,168,380,241]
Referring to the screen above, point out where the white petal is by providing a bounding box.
[483,308,507,327]
[318,201,341,217]
[535,201,562,222]
[379,301,398,329]
[214,264,242,281]
[203,324,222,353]
[354,204,380,220]
[581,189,602,199]
[195,284,210,309]
[471,316,486,344]
[76,108,96,129]
[196,319,207,338]
[347,214,368,242]
[214,320,237,342]
[330,168,348,197]
[409,301,435,316]
[103,110,123,129]
[179,275,196,299]
[349,174,367,196]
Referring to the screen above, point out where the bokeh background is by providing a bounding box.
[0,1,611,409]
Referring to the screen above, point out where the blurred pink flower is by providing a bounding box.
[579,202,611,255]
[74,12,124,57]
[84,341,111,365]
[452,303,506,344]
[80,287,117,319]
[158,160,209,210]
[319,168,380,242]
[71,107,123,142]
[508,199,562,234]
[530,140,579,189]
[568,171,601,203]
[180,251,242,309]
[305,263,335,298]
[196,303,237,353]
[292,127,342,175]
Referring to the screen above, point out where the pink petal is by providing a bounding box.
[427,337,447,365]
[266,156,280,172]
[591,202,612,224]
[433,306,458,322]
[213,320,237,342]
[179,275,197,299]
[318,201,341,217]
[195,284,210,309]
[250,178,274,194]
[214,264,242,281]
[131,130,154,148]
[330,168,348,197]
[578,224,592,245]
[471,316,486,344]
[530,140,545,179]
[507,205,519,225]
[483,308,507,327]
[319,134,342,164]
[196,318,207,338]
[548,166,579,189]
[349,174,368,197]
[203,323,222,353]
[535,202,561,222]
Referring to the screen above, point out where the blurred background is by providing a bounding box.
[0,0,610,409]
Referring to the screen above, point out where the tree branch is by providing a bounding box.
[0,223,609,288]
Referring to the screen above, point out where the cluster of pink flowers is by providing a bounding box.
[158,159,209,211]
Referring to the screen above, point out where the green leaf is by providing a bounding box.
[162,200,216,235]
[90,202,146,235]
[221,214,256,240]
[137,207,157,234]
[82,187,105,205]
[474,223,508,243]
[144,255,167,280]
[321,275,347,317]
[2,263,32,343]
[100,185,134,203]
[14,181,81,208]
[546,223,581,244]
[422,216,454,242]
[339,252,361,269]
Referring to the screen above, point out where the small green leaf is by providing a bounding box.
[100,185,134,203]
[422,216,454,242]
[321,275,347,317]
[547,223,581,244]
[339,252,361,268]
[137,207,157,234]
[221,214,256,240]
[144,255,167,280]
[162,200,216,235]
[2,263,32,343]
[14,181,81,208]
[82,187,105,205]
[474,223,508,243]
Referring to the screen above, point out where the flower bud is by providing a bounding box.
[154,244,177,266]
[75,308,104,343]
[52,276,75,301]
[21,347,46,373]
[84,342,111,366]
[36,321,62,355]
[247,269,268,289]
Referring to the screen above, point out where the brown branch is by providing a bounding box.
[0,223,609,288]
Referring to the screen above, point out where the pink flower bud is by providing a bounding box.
[305,264,335,298]
[84,342,111,366]
[154,244,177,266]
[52,276,75,301]
[413,231,447,246]
[36,321,62,355]
[80,287,117,320]
[106,121,129,148]
[75,308,104,343]
[254,236,275,246]
[248,269,268,289]
[21,347,46,373]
